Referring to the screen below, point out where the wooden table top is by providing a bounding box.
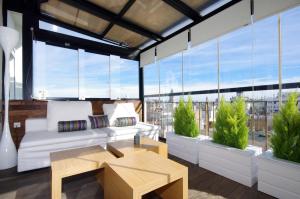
[105,151,188,194]
[107,137,167,157]
[50,146,116,177]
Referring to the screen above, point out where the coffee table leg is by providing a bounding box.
[51,172,62,199]
[156,172,188,199]
[104,166,141,199]
[96,169,104,187]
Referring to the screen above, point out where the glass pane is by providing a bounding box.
[251,15,279,150]
[184,40,218,93]
[219,26,252,91]
[282,6,300,85]
[253,15,278,89]
[159,52,183,95]
[119,59,139,98]
[79,50,110,98]
[110,56,139,99]
[110,55,121,99]
[33,41,78,98]
[144,63,159,95]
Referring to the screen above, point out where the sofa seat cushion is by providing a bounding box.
[102,122,159,137]
[19,129,107,149]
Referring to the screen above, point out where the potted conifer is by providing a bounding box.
[198,97,262,187]
[257,93,300,198]
[167,97,209,164]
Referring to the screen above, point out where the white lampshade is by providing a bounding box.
[0,26,19,55]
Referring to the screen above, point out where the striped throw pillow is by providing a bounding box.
[89,115,109,129]
[58,120,87,132]
[115,117,137,127]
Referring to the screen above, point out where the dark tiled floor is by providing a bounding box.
[0,155,275,199]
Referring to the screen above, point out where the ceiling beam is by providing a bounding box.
[162,0,200,21]
[35,29,138,60]
[61,0,163,41]
[38,14,134,48]
[140,0,242,53]
[101,0,136,38]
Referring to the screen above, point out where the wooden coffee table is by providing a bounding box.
[50,146,116,199]
[107,137,168,158]
[104,151,188,199]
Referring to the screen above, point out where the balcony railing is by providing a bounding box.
[145,100,286,151]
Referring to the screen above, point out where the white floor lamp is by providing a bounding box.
[0,26,19,170]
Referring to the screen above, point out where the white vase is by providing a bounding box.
[0,26,19,170]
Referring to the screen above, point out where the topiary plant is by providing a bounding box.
[213,97,248,150]
[174,98,186,136]
[271,92,300,163]
[173,97,200,137]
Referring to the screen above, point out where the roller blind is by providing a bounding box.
[140,47,155,67]
[254,0,300,21]
[191,0,251,47]
[156,30,188,60]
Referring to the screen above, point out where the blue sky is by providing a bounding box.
[34,6,300,100]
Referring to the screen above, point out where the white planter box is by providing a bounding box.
[166,132,209,164]
[198,140,262,187]
[257,150,300,199]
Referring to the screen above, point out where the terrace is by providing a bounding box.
[0,0,300,199]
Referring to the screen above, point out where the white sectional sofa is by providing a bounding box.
[17,101,159,172]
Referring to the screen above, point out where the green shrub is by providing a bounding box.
[173,97,200,137]
[213,97,248,150]
[271,93,300,163]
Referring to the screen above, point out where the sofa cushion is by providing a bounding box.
[47,101,93,131]
[89,115,109,129]
[58,120,87,132]
[103,103,139,126]
[115,117,137,127]
[102,122,158,137]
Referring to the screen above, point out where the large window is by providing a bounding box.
[143,5,300,141]
[33,42,138,99]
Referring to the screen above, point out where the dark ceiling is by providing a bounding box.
[39,0,228,50]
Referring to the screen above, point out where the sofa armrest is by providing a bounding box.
[25,118,47,133]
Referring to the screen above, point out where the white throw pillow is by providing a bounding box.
[103,103,139,126]
[47,101,93,131]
